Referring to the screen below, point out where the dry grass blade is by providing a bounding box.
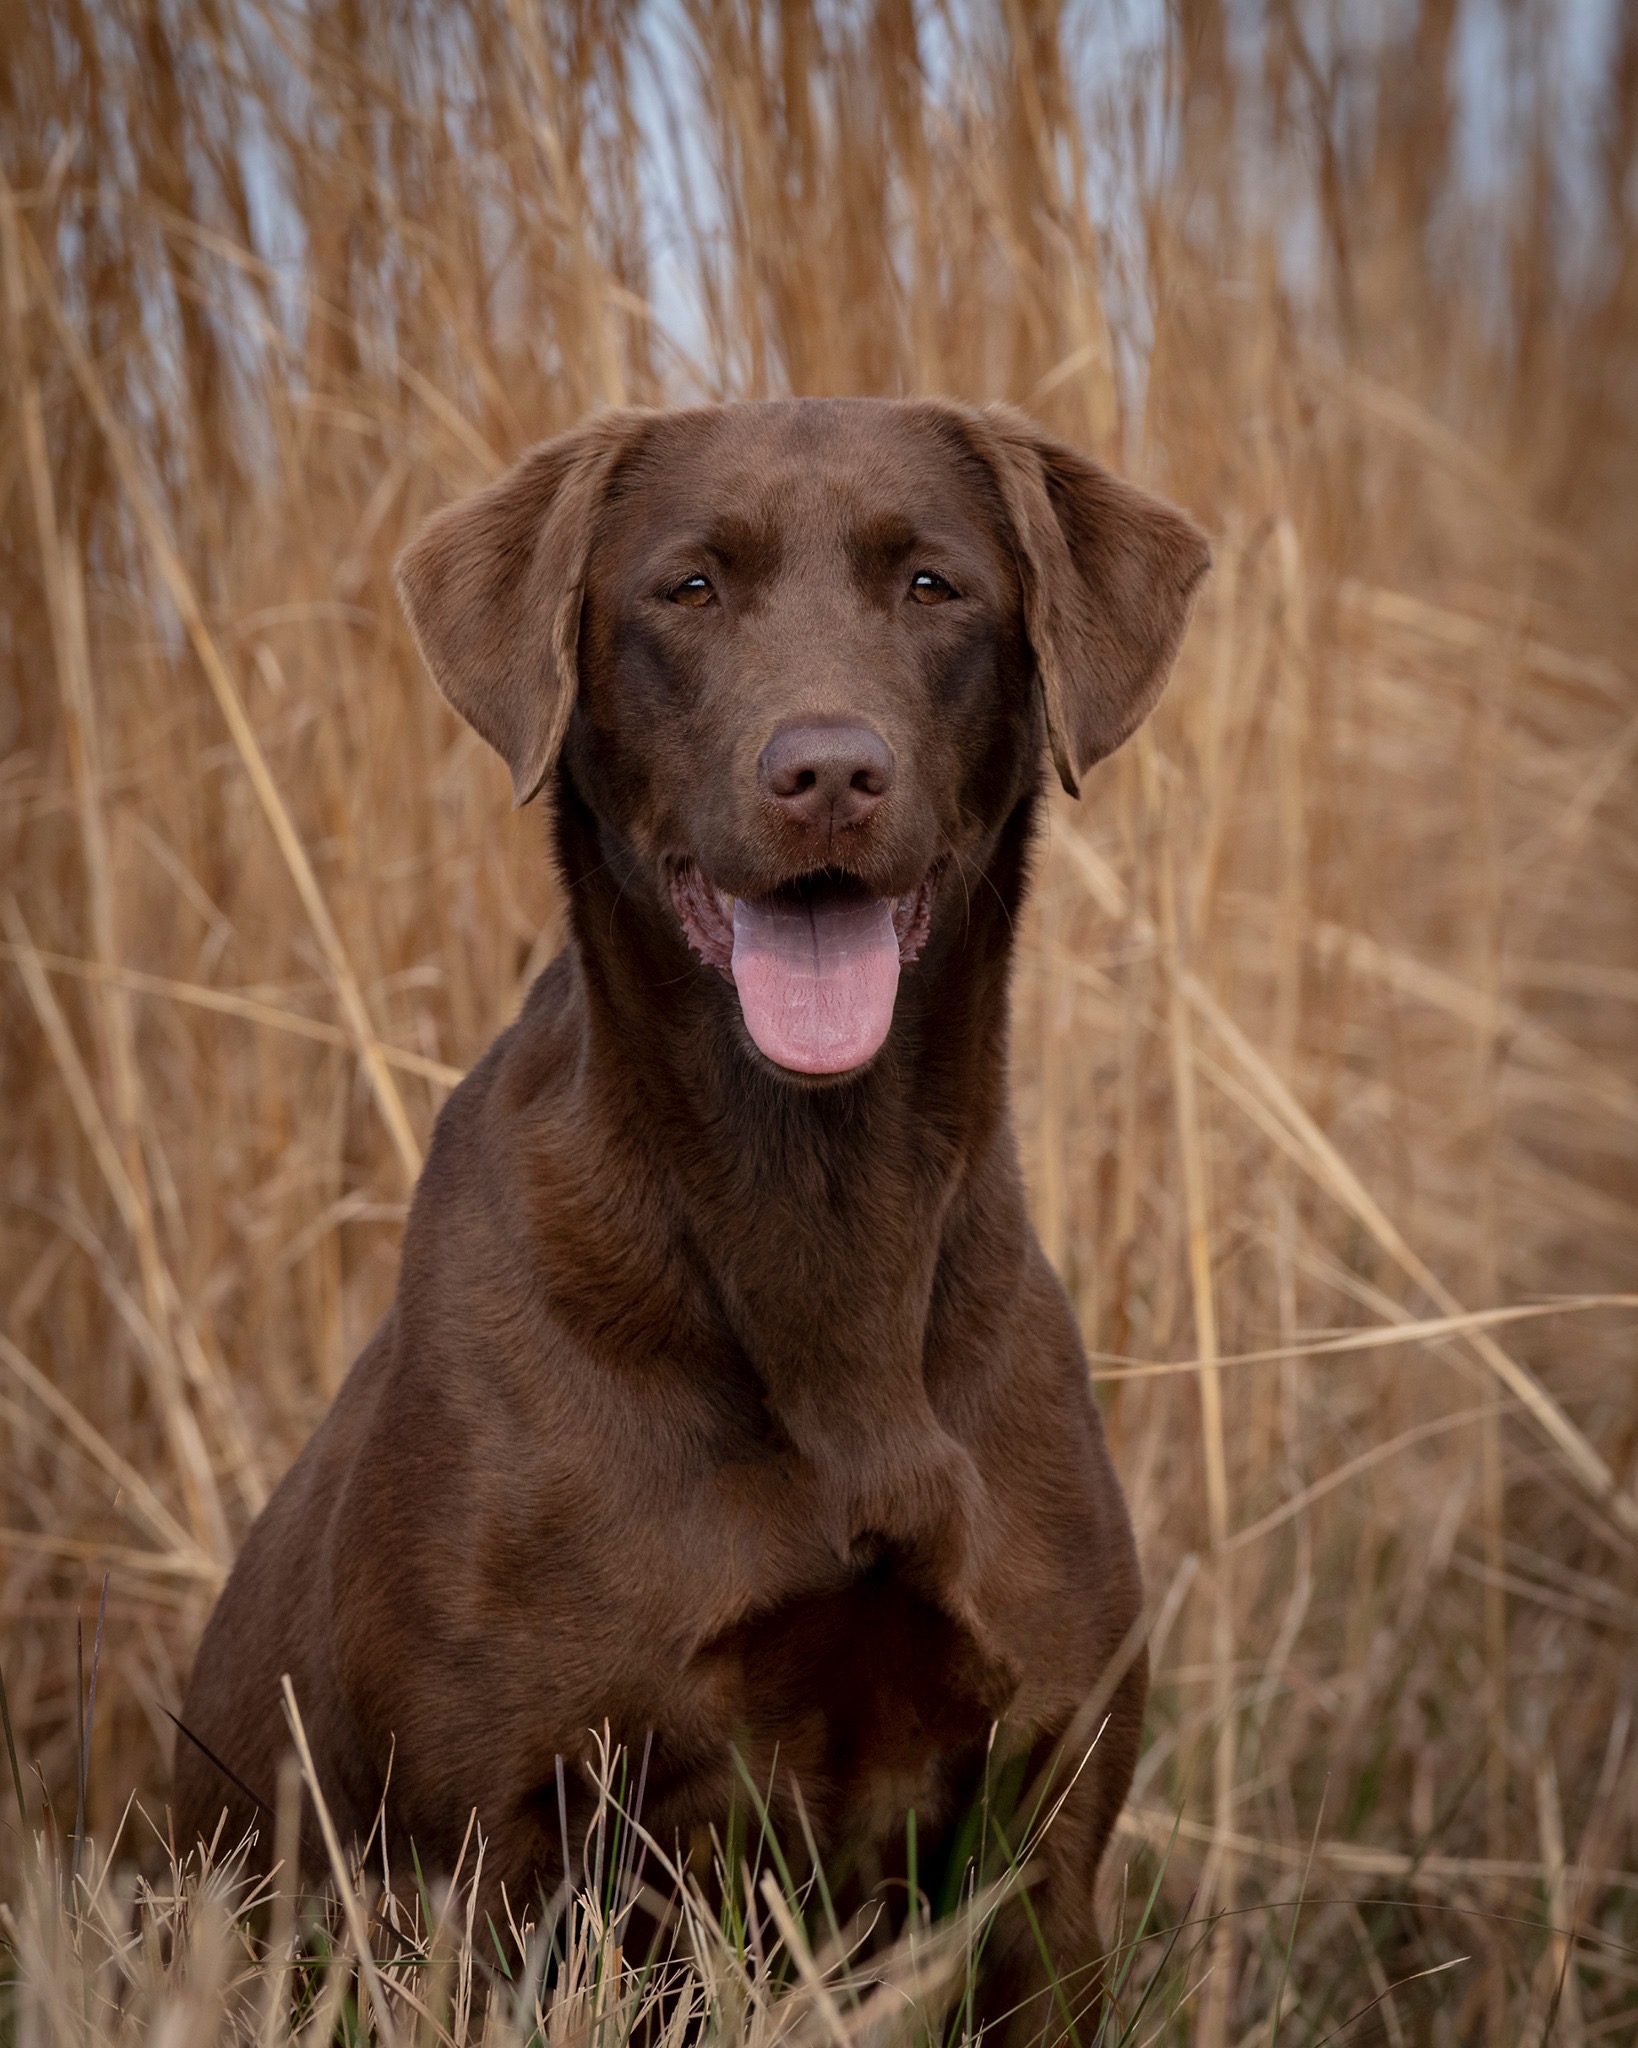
[0,1332,200,1562]
[0,1527,222,1584]
[755,1873,853,2048]
[1222,1404,1504,1555]
[4,188,423,1189]
[1086,1296,1638,1381]
[1183,971,1638,1541]
[0,190,194,1511]
[1053,816,1637,1538]
[0,944,464,1089]
[280,1676,402,2048]
[1115,1805,1638,1897]
[4,897,231,1556]
[1151,752,1238,2048]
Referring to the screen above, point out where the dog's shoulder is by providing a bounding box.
[400,947,580,1214]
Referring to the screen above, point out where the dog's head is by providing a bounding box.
[397,399,1207,1078]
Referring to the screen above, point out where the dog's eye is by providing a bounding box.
[669,574,715,608]
[909,571,958,605]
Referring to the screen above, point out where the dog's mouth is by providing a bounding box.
[669,862,938,1076]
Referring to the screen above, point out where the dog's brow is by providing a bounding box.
[846,513,919,574]
[699,513,782,576]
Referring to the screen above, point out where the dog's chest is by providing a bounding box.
[683,1556,1015,1845]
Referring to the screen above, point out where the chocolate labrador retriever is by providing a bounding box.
[176,397,1207,2034]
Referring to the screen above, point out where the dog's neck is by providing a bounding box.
[543,782,1042,1554]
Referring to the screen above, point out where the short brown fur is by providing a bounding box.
[177,396,1208,2038]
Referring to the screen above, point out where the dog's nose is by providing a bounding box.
[758,722,894,831]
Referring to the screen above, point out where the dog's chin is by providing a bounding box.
[668,860,938,1077]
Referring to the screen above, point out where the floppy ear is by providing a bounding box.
[974,404,1211,798]
[395,413,641,806]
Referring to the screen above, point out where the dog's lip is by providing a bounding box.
[667,859,939,981]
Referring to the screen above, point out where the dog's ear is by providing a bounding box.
[395,413,640,806]
[974,404,1210,798]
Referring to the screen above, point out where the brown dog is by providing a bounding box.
[176,397,1207,2034]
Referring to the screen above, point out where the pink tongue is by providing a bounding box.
[730,894,901,1074]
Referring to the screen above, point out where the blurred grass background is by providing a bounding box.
[2,1,1637,2039]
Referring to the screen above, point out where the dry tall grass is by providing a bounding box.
[2,3,1636,2041]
